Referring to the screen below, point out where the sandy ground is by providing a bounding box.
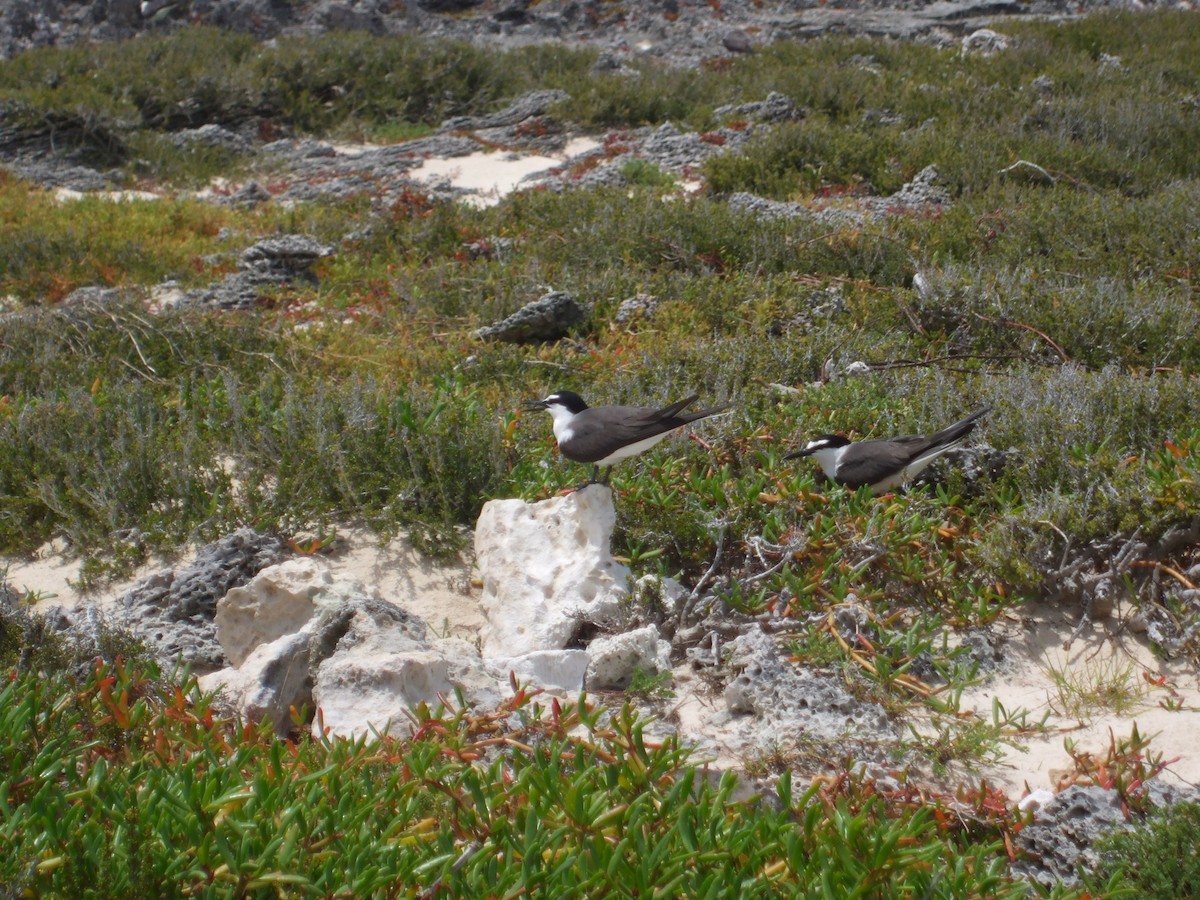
[53,188,161,203]
[2,538,161,611]
[318,526,484,641]
[407,136,600,207]
[962,602,1200,795]
[50,136,602,210]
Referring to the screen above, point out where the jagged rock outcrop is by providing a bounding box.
[728,164,950,227]
[864,164,950,211]
[214,557,380,667]
[475,290,586,343]
[200,556,496,737]
[1012,782,1200,887]
[439,88,568,132]
[174,235,334,310]
[199,629,315,735]
[114,528,290,673]
[200,548,598,736]
[722,626,894,741]
[961,27,1010,57]
[487,649,589,693]
[311,606,500,740]
[1011,785,1131,887]
[614,292,660,325]
[0,0,1165,70]
[721,29,754,54]
[714,91,803,124]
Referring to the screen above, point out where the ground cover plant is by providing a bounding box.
[1086,800,1200,898]
[0,641,1047,898]
[2,9,1199,894]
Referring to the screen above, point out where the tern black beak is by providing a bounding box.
[783,446,815,460]
[523,399,549,412]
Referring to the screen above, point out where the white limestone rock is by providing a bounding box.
[961,28,1008,57]
[634,573,688,616]
[215,557,387,667]
[475,484,630,657]
[312,605,502,740]
[1018,789,1058,814]
[487,649,590,693]
[198,631,312,736]
[204,555,488,738]
[585,624,672,690]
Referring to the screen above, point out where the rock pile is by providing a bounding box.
[475,290,587,344]
[113,528,290,672]
[180,486,676,739]
[173,235,334,311]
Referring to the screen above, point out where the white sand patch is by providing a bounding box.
[189,178,232,201]
[415,151,553,198]
[2,539,193,613]
[54,188,160,203]
[328,142,383,157]
[409,136,600,207]
[2,540,87,605]
[560,136,602,159]
[964,602,1200,796]
[669,666,745,769]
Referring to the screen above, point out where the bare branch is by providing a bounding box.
[998,159,1056,184]
[972,312,1071,364]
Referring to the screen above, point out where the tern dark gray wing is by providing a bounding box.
[638,394,700,423]
[560,399,729,463]
[923,408,991,448]
[832,408,990,488]
[833,437,933,488]
[620,395,728,431]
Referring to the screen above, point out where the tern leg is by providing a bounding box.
[573,465,601,491]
